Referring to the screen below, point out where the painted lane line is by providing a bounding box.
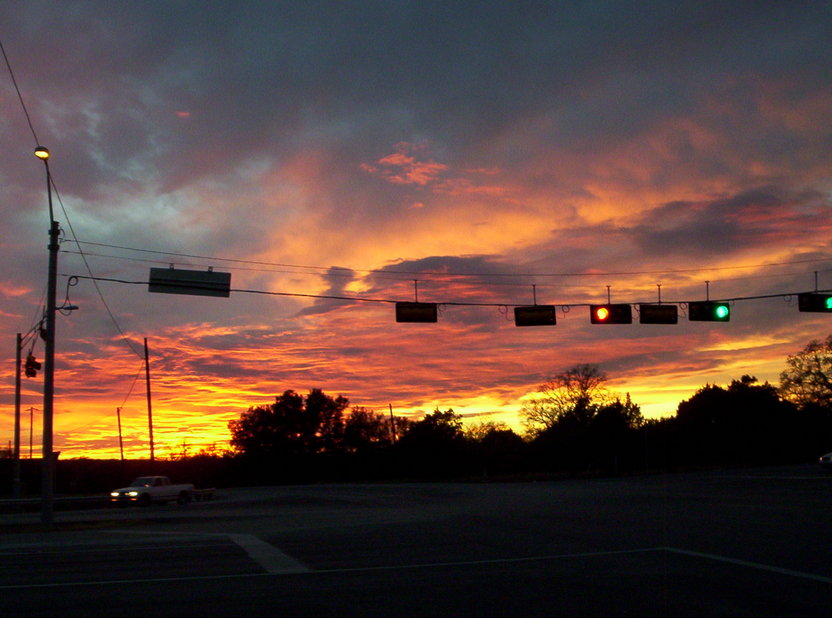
[109,528,310,573]
[0,547,663,589]
[228,533,310,574]
[2,546,829,590]
[663,547,832,584]
[313,547,665,574]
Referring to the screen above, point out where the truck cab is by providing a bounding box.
[110,475,194,506]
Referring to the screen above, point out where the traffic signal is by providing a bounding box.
[590,304,632,324]
[395,302,438,323]
[639,304,678,324]
[24,354,41,378]
[514,305,556,327]
[689,301,730,322]
[798,293,832,312]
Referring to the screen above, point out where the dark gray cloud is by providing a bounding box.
[295,266,360,316]
[630,187,832,258]
[5,1,829,193]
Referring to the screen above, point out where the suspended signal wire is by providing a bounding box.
[50,187,144,358]
[58,248,585,289]
[66,273,832,311]
[59,248,379,280]
[1,37,143,360]
[118,360,147,410]
[61,247,832,291]
[69,240,353,274]
[2,39,53,349]
[68,239,832,281]
[0,39,40,144]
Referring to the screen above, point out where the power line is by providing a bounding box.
[66,273,831,311]
[65,240,832,278]
[0,39,40,144]
[50,187,143,358]
[1,37,143,360]
[118,360,147,410]
[60,247,832,290]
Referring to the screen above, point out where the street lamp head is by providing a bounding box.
[34,146,50,160]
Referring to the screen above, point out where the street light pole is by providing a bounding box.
[35,145,57,526]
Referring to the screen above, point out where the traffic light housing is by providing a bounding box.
[24,354,41,378]
[514,305,556,327]
[689,301,730,322]
[395,302,438,323]
[639,304,678,324]
[590,304,632,324]
[798,293,832,312]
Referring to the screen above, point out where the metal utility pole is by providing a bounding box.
[144,338,154,463]
[34,146,57,526]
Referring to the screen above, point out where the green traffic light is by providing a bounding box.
[689,301,731,322]
[797,293,832,312]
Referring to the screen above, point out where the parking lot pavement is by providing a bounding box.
[1,467,830,616]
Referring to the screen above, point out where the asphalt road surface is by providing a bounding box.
[1,465,830,617]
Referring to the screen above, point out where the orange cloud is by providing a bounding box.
[362,142,448,186]
[0,280,33,297]
[362,142,514,200]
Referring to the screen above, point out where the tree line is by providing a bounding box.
[222,335,832,483]
[7,336,828,495]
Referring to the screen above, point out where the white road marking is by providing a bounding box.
[1,545,829,589]
[228,533,310,574]
[663,547,832,584]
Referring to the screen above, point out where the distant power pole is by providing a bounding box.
[144,338,154,463]
[13,333,22,498]
[116,407,125,462]
[29,407,35,458]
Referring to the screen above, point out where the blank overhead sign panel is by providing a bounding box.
[639,304,678,324]
[395,302,438,323]
[148,268,231,297]
[514,305,556,326]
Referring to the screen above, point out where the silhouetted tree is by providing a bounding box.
[588,395,644,470]
[779,335,832,409]
[675,376,798,464]
[464,420,512,441]
[522,364,610,433]
[399,409,465,445]
[343,406,395,452]
[596,394,643,430]
[469,424,527,477]
[228,389,349,457]
[305,388,349,452]
[395,409,471,477]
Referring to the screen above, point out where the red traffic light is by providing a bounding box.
[590,304,632,324]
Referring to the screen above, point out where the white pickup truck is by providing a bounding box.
[110,475,195,506]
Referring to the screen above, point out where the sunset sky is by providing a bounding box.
[2,1,831,459]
